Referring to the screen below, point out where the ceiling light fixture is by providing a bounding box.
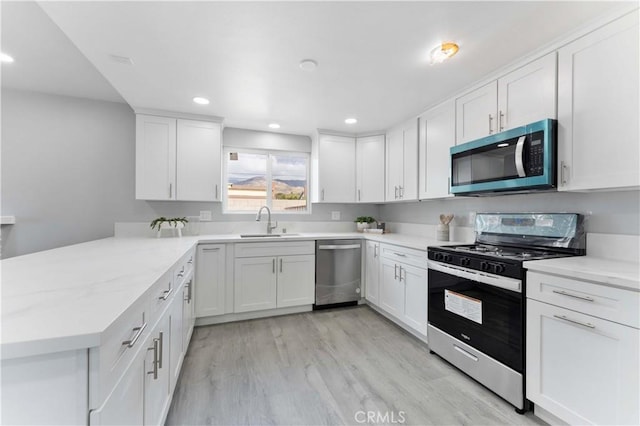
[193,97,210,105]
[268,123,281,129]
[1,52,15,63]
[430,42,460,64]
[299,59,318,71]
[345,118,358,124]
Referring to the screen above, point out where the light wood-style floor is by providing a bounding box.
[166,306,545,425]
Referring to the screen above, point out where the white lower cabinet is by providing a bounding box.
[195,244,226,318]
[182,272,195,357]
[169,281,185,392]
[364,241,380,305]
[526,271,640,425]
[378,244,428,337]
[234,241,316,313]
[143,314,171,426]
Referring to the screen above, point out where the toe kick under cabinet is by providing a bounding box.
[233,241,315,313]
[526,271,640,425]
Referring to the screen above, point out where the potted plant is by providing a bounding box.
[150,217,189,237]
[355,216,376,232]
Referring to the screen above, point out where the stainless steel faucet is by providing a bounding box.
[256,206,278,234]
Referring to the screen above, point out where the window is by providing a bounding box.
[223,148,309,213]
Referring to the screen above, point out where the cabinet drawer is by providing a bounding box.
[174,248,195,285]
[90,298,148,406]
[235,241,315,257]
[527,271,640,328]
[380,243,427,268]
[147,270,175,328]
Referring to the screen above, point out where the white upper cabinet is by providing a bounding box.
[135,114,222,202]
[386,118,418,201]
[317,134,356,202]
[557,12,639,191]
[497,52,557,131]
[418,100,455,199]
[456,52,557,144]
[136,115,177,200]
[456,81,498,144]
[356,134,385,203]
[176,119,222,201]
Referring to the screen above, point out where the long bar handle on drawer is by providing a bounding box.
[123,322,147,348]
[453,345,479,362]
[202,247,220,252]
[394,252,407,257]
[552,289,594,302]
[318,244,361,250]
[187,256,193,264]
[159,287,173,300]
[553,315,595,329]
[158,332,164,369]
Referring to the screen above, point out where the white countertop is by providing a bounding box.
[1,232,458,360]
[524,256,640,292]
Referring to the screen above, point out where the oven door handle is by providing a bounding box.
[515,136,526,178]
[427,261,522,293]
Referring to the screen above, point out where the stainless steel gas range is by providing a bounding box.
[427,213,585,413]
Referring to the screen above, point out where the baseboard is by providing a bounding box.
[533,404,568,426]
[195,305,312,326]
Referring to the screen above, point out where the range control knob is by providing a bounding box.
[494,263,506,274]
[433,252,443,261]
[480,261,490,271]
[443,254,453,262]
[460,257,471,267]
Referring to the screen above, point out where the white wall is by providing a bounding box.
[379,191,640,235]
[0,89,379,258]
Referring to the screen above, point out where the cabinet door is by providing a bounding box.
[418,100,455,199]
[557,12,639,191]
[455,81,498,144]
[318,134,356,202]
[527,299,639,425]
[364,241,380,306]
[143,315,171,426]
[401,264,427,336]
[276,255,315,308]
[169,288,184,393]
[135,115,176,200]
[89,350,144,425]
[497,52,557,131]
[385,126,403,201]
[379,258,404,318]
[176,120,222,201]
[356,135,385,203]
[234,257,278,313]
[401,118,419,201]
[195,244,226,318]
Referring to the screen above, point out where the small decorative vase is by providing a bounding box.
[436,224,450,241]
[356,222,370,233]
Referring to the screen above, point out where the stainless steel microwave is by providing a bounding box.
[450,119,556,195]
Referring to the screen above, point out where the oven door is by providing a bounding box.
[427,261,524,372]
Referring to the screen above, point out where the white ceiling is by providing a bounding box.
[6,1,627,135]
[0,1,124,103]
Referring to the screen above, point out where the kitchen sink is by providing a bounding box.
[239,233,298,238]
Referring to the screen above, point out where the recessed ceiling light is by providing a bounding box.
[345,118,358,124]
[299,59,318,71]
[193,97,210,105]
[1,52,15,63]
[430,42,460,64]
[268,123,281,129]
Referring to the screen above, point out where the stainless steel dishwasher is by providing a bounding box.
[314,239,362,309]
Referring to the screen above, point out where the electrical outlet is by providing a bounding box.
[331,211,341,221]
[199,210,212,221]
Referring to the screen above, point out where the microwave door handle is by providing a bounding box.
[515,136,526,178]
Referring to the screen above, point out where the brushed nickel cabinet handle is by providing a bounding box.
[202,247,220,252]
[394,252,407,257]
[321,189,325,201]
[488,114,494,135]
[187,256,193,264]
[122,323,147,348]
[279,258,283,273]
[394,186,398,200]
[499,110,505,131]
[552,289,594,302]
[272,259,276,274]
[147,338,159,379]
[560,161,568,185]
[553,314,596,329]
[159,287,173,301]
[169,183,172,199]
[358,189,361,201]
[394,264,399,280]
[215,184,218,200]
[158,332,164,369]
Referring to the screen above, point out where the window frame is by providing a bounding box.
[222,147,311,215]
